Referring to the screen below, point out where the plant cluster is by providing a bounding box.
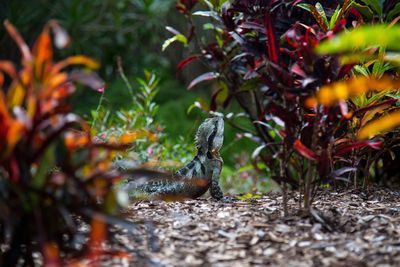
[0,21,137,265]
[167,0,400,211]
[90,65,196,173]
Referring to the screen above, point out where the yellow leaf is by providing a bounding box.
[313,76,400,106]
[358,110,400,139]
[7,84,25,108]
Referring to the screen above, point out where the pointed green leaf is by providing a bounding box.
[296,3,312,12]
[387,3,400,21]
[162,34,187,51]
[360,0,382,16]
[316,25,400,54]
[329,6,341,30]
[352,2,374,20]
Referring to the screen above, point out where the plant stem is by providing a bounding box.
[91,92,104,129]
[116,56,135,99]
[280,144,288,216]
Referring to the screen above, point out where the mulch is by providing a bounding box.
[110,187,400,267]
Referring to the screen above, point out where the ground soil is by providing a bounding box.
[111,187,400,267]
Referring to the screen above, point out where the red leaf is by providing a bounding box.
[338,63,355,79]
[188,72,219,90]
[177,55,199,72]
[290,63,306,77]
[334,140,383,156]
[4,20,32,64]
[293,139,318,161]
[264,12,279,64]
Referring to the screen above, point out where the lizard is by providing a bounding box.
[121,116,225,200]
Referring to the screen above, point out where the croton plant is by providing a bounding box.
[0,20,140,266]
[166,0,400,210]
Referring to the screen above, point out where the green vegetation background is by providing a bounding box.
[0,0,263,193]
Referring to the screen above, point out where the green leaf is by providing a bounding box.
[201,0,214,9]
[216,81,229,105]
[32,145,56,188]
[296,3,312,12]
[352,2,374,20]
[238,78,260,92]
[387,2,400,21]
[329,5,341,30]
[162,34,187,51]
[372,46,386,77]
[360,0,382,16]
[193,11,221,21]
[353,65,370,76]
[316,25,400,54]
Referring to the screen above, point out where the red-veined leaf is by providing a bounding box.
[293,139,318,161]
[177,55,199,72]
[334,139,383,155]
[354,99,397,117]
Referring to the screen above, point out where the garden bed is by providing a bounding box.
[115,187,400,266]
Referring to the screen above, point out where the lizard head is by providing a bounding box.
[195,116,224,156]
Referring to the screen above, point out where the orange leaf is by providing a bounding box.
[51,56,100,74]
[43,72,68,98]
[65,131,89,150]
[43,242,61,267]
[119,130,157,144]
[312,76,400,106]
[33,27,53,79]
[0,91,25,159]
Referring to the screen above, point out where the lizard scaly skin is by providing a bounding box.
[122,117,224,200]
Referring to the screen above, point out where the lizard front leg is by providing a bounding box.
[209,155,223,200]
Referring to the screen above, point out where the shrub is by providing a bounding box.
[0,21,134,265]
[168,0,400,212]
